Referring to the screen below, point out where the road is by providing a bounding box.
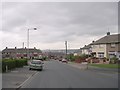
[21,60,118,88]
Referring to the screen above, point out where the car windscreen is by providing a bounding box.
[31,61,41,64]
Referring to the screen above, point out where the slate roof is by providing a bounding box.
[92,34,120,45]
[2,48,42,53]
[81,44,91,49]
[80,34,120,49]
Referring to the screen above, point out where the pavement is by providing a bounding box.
[0,73,2,90]
[67,61,119,73]
[2,65,37,88]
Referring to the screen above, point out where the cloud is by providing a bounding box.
[1,2,118,50]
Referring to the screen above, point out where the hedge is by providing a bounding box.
[2,59,28,72]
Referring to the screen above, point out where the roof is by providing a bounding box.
[2,48,42,53]
[92,34,120,45]
[81,44,91,49]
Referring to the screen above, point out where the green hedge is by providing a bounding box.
[2,59,28,72]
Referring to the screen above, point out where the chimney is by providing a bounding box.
[107,32,110,36]
[6,47,8,49]
[92,41,95,43]
[25,47,26,49]
[15,47,17,49]
[34,47,36,49]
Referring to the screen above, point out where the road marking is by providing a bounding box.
[16,71,39,89]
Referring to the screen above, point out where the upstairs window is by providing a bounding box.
[99,44,104,48]
[111,43,115,48]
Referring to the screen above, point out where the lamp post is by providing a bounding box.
[27,28,37,59]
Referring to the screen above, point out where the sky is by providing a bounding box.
[1,1,118,50]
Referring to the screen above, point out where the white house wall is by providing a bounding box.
[91,44,107,58]
[82,49,89,55]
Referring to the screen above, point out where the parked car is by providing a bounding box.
[62,58,68,63]
[59,58,62,61]
[29,60,44,71]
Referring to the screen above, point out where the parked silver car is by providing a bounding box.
[29,60,44,71]
[62,58,68,63]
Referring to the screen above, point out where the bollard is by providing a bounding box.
[90,60,92,64]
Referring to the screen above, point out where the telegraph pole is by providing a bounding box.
[65,41,67,57]
[23,42,24,48]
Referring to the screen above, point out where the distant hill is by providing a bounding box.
[42,49,81,54]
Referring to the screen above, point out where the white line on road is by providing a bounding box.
[16,71,39,89]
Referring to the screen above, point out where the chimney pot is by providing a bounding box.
[107,32,110,35]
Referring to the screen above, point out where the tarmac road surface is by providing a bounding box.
[21,60,118,88]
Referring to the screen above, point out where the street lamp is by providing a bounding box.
[27,27,37,59]
[65,41,67,57]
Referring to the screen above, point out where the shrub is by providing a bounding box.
[67,54,89,63]
[66,54,75,61]
[2,59,28,72]
[4,59,16,70]
[79,54,89,59]
[110,57,118,64]
[42,56,47,60]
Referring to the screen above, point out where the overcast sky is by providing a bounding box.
[1,2,118,50]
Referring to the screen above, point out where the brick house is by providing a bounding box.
[2,47,42,59]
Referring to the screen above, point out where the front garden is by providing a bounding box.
[66,54,120,69]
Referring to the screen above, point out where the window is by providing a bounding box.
[31,61,41,64]
[92,45,98,48]
[108,51,116,58]
[111,44,115,48]
[91,45,93,48]
[98,52,104,58]
[99,44,104,48]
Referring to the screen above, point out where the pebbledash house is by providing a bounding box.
[2,47,42,59]
[91,32,120,60]
[80,32,120,60]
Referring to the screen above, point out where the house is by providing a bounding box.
[73,49,82,56]
[0,51,2,59]
[91,32,120,60]
[2,47,42,59]
[80,44,92,55]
